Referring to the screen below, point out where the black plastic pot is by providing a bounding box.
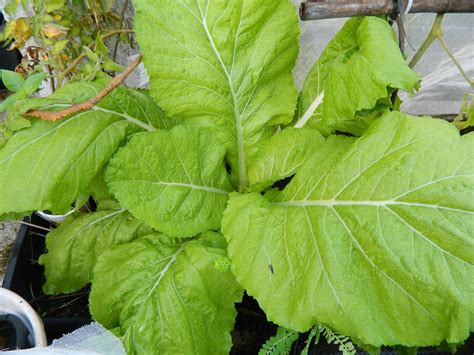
[0,313,33,350]
[2,214,91,344]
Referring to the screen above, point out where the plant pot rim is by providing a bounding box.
[0,287,47,348]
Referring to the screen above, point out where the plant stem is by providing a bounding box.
[25,55,142,121]
[57,52,86,88]
[409,13,472,88]
[409,14,444,69]
[56,30,134,87]
[437,36,474,88]
[295,91,325,128]
[102,29,134,40]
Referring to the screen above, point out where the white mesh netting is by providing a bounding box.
[6,322,125,355]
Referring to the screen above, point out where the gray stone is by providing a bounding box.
[0,221,20,285]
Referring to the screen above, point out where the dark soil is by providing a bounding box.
[232,294,278,354]
[30,287,90,319]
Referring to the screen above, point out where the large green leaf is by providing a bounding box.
[0,82,169,216]
[90,233,242,354]
[223,112,474,346]
[133,0,299,188]
[106,125,232,237]
[39,209,151,294]
[297,17,420,136]
[248,127,325,191]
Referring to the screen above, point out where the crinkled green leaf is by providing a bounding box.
[133,0,299,188]
[90,233,242,354]
[248,127,325,191]
[297,17,420,136]
[106,125,232,237]
[39,209,151,294]
[223,112,473,346]
[0,81,170,215]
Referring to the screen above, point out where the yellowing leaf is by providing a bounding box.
[7,18,32,48]
[42,24,67,38]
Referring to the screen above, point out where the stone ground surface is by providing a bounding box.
[0,222,20,285]
[0,89,20,284]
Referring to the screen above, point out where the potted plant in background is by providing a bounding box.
[0,0,473,353]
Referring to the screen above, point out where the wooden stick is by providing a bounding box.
[301,0,474,21]
[25,55,142,121]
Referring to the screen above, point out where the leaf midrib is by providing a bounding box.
[117,179,230,195]
[277,200,474,214]
[0,102,157,167]
[276,200,473,267]
[124,243,187,342]
[195,2,247,189]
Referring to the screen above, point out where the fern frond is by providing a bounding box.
[301,326,321,355]
[258,326,299,355]
[320,324,356,355]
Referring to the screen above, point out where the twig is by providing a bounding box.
[395,15,405,55]
[300,1,474,21]
[112,0,130,62]
[102,29,134,40]
[44,295,85,314]
[30,290,89,304]
[18,220,52,232]
[24,55,142,121]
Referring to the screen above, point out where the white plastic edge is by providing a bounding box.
[35,209,75,224]
[405,0,414,14]
[0,287,47,348]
